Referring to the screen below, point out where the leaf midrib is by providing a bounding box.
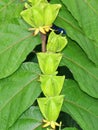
[0,75,39,112]
[63,98,98,118]
[62,55,98,81]
[0,0,15,12]
[84,0,98,16]
[0,33,32,55]
[58,14,98,48]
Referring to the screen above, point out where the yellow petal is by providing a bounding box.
[39,27,46,34]
[44,26,50,32]
[43,119,48,123]
[28,28,35,31]
[43,122,50,128]
[33,28,39,35]
[55,122,60,126]
[50,121,55,129]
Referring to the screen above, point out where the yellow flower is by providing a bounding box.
[20,3,61,36]
[28,25,52,35]
[42,119,60,129]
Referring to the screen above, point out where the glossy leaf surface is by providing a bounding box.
[63,128,78,130]
[0,63,41,130]
[8,106,43,130]
[61,40,98,98]
[53,0,98,65]
[0,0,41,79]
[62,0,98,42]
[62,80,98,130]
[28,0,48,6]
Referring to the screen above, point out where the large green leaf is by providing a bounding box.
[53,0,98,65]
[61,0,98,42]
[0,62,41,130]
[61,80,98,130]
[63,128,78,130]
[8,106,43,130]
[0,0,41,79]
[0,0,23,24]
[61,40,98,98]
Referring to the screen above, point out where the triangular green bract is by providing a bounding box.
[40,75,65,97]
[44,4,61,26]
[47,31,68,52]
[37,95,64,121]
[20,3,61,28]
[37,52,62,75]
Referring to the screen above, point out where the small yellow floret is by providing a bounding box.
[28,25,52,36]
[42,119,60,129]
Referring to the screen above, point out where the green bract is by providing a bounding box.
[20,3,61,28]
[47,31,68,52]
[21,5,43,28]
[40,75,65,97]
[43,4,61,26]
[37,95,64,121]
[37,52,62,75]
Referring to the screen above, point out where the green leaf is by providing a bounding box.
[47,31,68,53]
[34,126,47,130]
[61,40,98,98]
[61,80,98,130]
[40,75,65,97]
[0,62,41,130]
[62,127,78,130]
[37,95,64,121]
[54,0,98,65]
[0,1,23,24]
[61,0,98,42]
[0,1,41,79]
[37,52,62,75]
[8,106,43,130]
[28,0,48,6]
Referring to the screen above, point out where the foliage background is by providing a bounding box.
[0,0,98,130]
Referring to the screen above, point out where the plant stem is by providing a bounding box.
[40,32,47,52]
